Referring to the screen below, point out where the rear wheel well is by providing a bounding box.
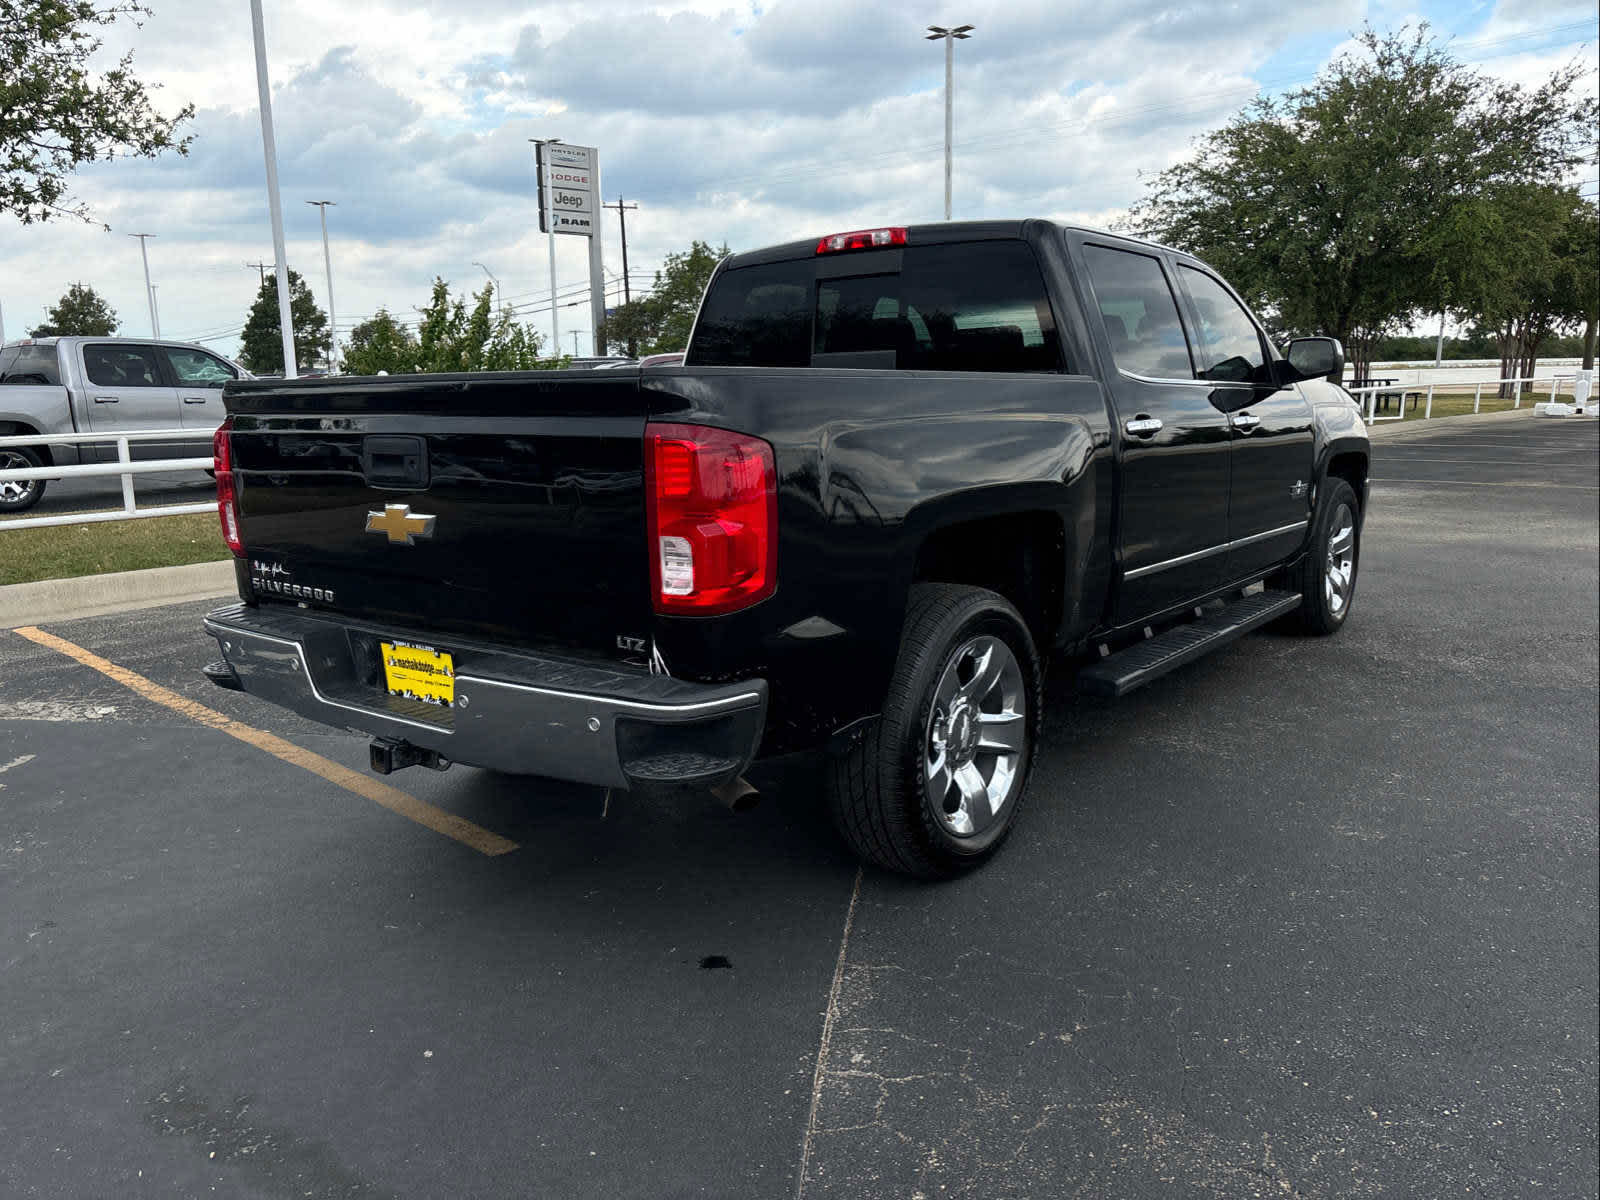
[1326,451,1367,511]
[0,421,52,466]
[912,512,1064,648]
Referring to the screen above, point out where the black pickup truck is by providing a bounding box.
[202,220,1368,878]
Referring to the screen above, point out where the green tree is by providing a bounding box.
[1127,25,1597,384]
[2,1,195,226]
[601,240,728,356]
[343,308,418,375]
[29,281,118,335]
[238,270,331,374]
[346,281,559,375]
[1438,186,1598,394]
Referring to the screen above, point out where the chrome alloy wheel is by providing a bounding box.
[1324,502,1356,618]
[0,451,39,506]
[924,634,1027,838]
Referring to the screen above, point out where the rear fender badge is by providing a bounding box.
[366,503,436,545]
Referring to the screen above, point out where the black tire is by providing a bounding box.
[0,446,46,514]
[1277,477,1360,635]
[826,584,1043,879]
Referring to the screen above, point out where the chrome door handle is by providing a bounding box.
[182,396,209,404]
[1124,416,1163,436]
[1231,412,1261,431]
[93,394,119,403]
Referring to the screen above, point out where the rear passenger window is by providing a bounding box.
[0,345,62,385]
[1081,245,1194,380]
[83,344,165,388]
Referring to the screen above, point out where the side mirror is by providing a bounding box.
[1285,337,1344,384]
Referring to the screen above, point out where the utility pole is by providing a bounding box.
[1434,308,1446,368]
[249,0,297,378]
[603,198,638,305]
[245,261,270,287]
[531,137,561,360]
[130,233,159,337]
[307,201,340,372]
[150,285,160,337]
[926,24,974,221]
[570,330,581,356]
[603,197,639,355]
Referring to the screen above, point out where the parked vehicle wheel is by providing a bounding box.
[0,447,46,514]
[826,584,1042,879]
[1278,477,1360,635]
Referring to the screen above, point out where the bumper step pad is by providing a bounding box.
[1078,590,1302,698]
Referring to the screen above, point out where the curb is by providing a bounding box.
[1366,407,1539,440]
[0,559,236,630]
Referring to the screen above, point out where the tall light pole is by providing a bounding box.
[472,261,501,302]
[306,201,340,372]
[150,284,161,336]
[130,233,159,336]
[249,0,297,378]
[530,137,561,359]
[926,24,974,221]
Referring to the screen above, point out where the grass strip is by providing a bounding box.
[0,512,229,586]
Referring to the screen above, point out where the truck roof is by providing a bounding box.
[721,219,1187,270]
[1,335,220,349]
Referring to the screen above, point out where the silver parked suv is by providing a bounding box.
[0,336,250,513]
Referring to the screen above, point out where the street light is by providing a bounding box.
[530,137,562,358]
[926,23,974,221]
[306,201,340,373]
[130,233,159,336]
[249,0,297,377]
[472,261,501,302]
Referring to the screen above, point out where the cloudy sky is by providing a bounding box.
[2,0,1595,359]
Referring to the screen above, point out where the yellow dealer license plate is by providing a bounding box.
[380,640,455,707]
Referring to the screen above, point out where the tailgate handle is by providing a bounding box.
[362,435,429,489]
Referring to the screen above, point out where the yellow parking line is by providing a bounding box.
[11,625,519,858]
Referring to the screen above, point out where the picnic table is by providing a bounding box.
[1366,376,1423,414]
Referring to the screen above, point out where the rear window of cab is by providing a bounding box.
[689,240,1065,373]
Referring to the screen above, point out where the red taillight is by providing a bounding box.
[816,227,907,255]
[214,418,242,556]
[645,423,777,615]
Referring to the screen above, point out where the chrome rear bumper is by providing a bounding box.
[202,603,766,790]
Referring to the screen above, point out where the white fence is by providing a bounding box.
[1347,373,1579,425]
[0,428,214,531]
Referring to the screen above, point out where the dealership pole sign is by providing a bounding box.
[536,142,598,236]
[534,141,608,355]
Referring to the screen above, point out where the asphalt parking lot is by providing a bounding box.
[3,414,1596,1199]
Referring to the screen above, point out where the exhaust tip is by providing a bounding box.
[710,776,760,813]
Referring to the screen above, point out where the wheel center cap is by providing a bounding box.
[946,702,976,763]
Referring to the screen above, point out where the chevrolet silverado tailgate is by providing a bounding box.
[223,370,651,658]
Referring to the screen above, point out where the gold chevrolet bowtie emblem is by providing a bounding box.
[365,503,436,545]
